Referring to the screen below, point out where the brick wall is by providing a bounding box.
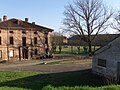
[0,29,52,61]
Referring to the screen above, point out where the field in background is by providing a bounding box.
[55,46,100,54]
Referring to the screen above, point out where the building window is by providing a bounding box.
[34,31,37,34]
[9,50,14,58]
[9,31,13,33]
[22,37,26,46]
[45,37,48,44]
[98,59,106,67]
[0,50,2,59]
[34,49,37,55]
[0,37,1,45]
[9,37,14,45]
[34,37,37,45]
[45,33,48,44]
[22,31,26,34]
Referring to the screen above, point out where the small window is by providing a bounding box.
[0,37,1,45]
[10,37,14,45]
[0,50,2,58]
[22,31,26,34]
[9,31,13,33]
[34,31,37,34]
[98,59,106,67]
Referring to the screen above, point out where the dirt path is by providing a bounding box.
[0,59,92,73]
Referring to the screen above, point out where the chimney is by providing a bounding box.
[17,20,20,25]
[3,15,7,21]
[0,18,2,23]
[32,22,35,25]
[25,18,28,22]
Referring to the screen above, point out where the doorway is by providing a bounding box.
[22,48,28,59]
[117,62,120,83]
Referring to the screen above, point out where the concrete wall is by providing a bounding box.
[92,36,120,79]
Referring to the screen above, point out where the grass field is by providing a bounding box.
[55,46,100,54]
[0,70,119,90]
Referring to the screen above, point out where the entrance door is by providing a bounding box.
[117,62,120,83]
[22,48,28,59]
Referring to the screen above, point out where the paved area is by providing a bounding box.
[0,59,92,73]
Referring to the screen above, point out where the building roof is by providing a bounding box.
[0,18,53,32]
[94,35,120,55]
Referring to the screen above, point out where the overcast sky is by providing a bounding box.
[0,0,119,34]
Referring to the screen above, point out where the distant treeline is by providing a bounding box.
[68,34,120,46]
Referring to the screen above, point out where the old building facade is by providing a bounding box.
[0,16,53,61]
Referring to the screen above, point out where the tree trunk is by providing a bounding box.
[88,42,92,56]
[71,46,73,54]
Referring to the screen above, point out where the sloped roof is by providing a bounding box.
[0,18,53,32]
[94,35,120,55]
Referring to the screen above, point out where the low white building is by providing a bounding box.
[92,35,120,82]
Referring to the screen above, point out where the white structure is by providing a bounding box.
[92,36,120,82]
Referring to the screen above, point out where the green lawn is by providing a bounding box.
[0,70,119,90]
[55,46,100,54]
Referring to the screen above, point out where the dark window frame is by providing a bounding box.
[9,37,14,45]
[9,31,13,33]
[22,37,26,46]
[34,37,37,45]
[45,37,48,44]
[34,31,37,34]
[0,37,1,45]
[98,59,106,67]
[34,49,37,55]
[0,50,2,59]
[22,31,26,34]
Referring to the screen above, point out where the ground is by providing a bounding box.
[0,58,92,73]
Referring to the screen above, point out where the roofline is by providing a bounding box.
[21,19,54,32]
[0,18,54,32]
[94,34,120,55]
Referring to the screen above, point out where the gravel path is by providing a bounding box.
[0,60,92,73]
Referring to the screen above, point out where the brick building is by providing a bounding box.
[0,16,53,61]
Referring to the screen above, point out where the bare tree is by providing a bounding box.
[52,31,64,53]
[63,0,113,55]
[111,11,120,32]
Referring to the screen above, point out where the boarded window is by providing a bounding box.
[9,50,14,58]
[10,37,14,45]
[98,59,106,67]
